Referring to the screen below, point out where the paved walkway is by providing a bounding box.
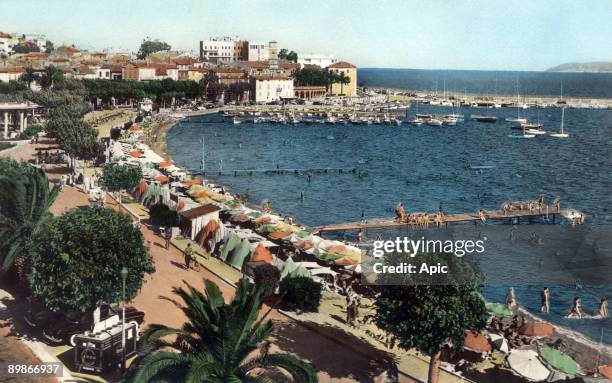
[1,139,423,382]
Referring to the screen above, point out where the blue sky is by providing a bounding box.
[3,0,611,70]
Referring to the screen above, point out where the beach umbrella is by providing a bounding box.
[599,365,612,380]
[486,302,513,318]
[158,161,172,168]
[539,346,580,376]
[464,331,492,353]
[488,333,509,354]
[129,124,142,131]
[267,231,292,241]
[507,349,551,382]
[250,243,273,264]
[230,213,251,223]
[129,149,142,158]
[181,178,203,186]
[154,175,170,184]
[519,322,555,337]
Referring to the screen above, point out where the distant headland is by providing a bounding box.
[546,61,612,73]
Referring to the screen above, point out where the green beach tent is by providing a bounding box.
[220,232,241,261]
[230,239,252,269]
[316,252,344,262]
[486,302,513,318]
[281,258,297,279]
[539,346,580,376]
[290,265,312,278]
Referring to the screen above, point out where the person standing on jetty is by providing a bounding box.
[541,287,550,313]
[164,228,172,249]
[395,203,406,222]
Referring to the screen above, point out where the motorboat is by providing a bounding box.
[524,128,547,135]
[232,117,242,125]
[409,118,424,126]
[471,115,498,122]
[442,117,458,126]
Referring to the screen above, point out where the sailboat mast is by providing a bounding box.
[560,107,565,134]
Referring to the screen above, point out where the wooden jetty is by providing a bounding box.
[314,206,582,233]
[197,167,357,177]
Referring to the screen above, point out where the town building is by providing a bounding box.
[297,53,337,68]
[211,67,247,86]
[187,66,208,82]
[247,42,269,62]
[199,37,237,63]
[294,86,327,100]
[327,61,357,97]
[0,32,15,55]
[268,41,278,60]
[249,75,294,103]
[234,41,249,61]
[101,64,123,80]
[0,66,25,82]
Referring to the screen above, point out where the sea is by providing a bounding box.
[167,69,612,345]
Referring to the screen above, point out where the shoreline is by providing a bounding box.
[143,111,610,370]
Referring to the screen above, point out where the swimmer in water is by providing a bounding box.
[599,297,608,318]
[568,297,583,318]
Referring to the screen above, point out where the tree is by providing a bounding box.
[100,163,143,203]
[130,278,317,383]
[38,66,64,90]
[44,40,54,54]
[0,160,60,273]
[148,203,180,227]
[12,43,40,54]
[338,72,351,96]
[373,253,488,383]
[280,276,322,312]
[278,49,298,63]
[254,264,281,297]
[137,38,171,60]
[28,208,155,312]
[19,67,39,89]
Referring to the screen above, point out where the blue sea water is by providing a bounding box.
[358,68,612,99]
[167,91,612,346]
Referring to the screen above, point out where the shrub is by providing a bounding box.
[279,276,322,312]
[149,203,180,227]
[19,124,43,139]
[253,264,280,297]
[110,127,121,140]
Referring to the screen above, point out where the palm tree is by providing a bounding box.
[39,65,64,90]
[338,72,351,96]
[0,160,60,273]
[19,67,39,90]
[130,278,317,383]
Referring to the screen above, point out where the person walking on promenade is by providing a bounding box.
[164,228,172,249]
[599,297,608,318]
[184,243,193,270]
[541,287,550,313]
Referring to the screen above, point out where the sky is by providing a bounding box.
[3,0,611,71]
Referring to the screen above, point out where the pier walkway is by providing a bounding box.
[315,206,580,233]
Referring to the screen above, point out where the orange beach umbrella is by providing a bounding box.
[154,175,169,184]
[519,322,555,337]
[130,149,143,158]
[158,161,172,168]
[251,244,273,264]
[599,365,612,380]
[464,331,492,353]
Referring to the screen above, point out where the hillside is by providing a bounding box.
[546,62,612,73]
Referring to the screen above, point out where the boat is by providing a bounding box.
[394,118,402,126]
[426,118,443,127]
[549,107,569,138]
[325,116,337,125]
[409,118,424,126]
[470,115,498,122]
[506,84,527,123]
[508,126,535,139]
[442,117,457,126]
[232,117,242,125]
[506,117,528,123]
[525,128,547,135]
[445,113,464,123]
[521,122,543,129]
[416,113,433,119]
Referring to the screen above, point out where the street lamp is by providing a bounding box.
[120,266,128,373]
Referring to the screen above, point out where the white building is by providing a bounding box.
[0,32,15,55]
[0,67,25,82]
[297,53,337,68]
[96,66,111,80]
[249,75,294,103]
[199,37,236,63]
[248,42,270,62]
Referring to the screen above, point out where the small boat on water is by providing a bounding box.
[521,122,543,129]
[416,113,433,119]
[442,117,458,126]
[233,117,242,125]
[471,115,498,122]
[549,107,569,138]
[426,118,443,127]
[409,118,424,126]
[508,126,535,139]
[525,128,547,135]
[445,114,465,123]
[506,117,528,123]
[325,116,337,125]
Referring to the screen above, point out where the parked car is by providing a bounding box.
[24,302,145,345]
